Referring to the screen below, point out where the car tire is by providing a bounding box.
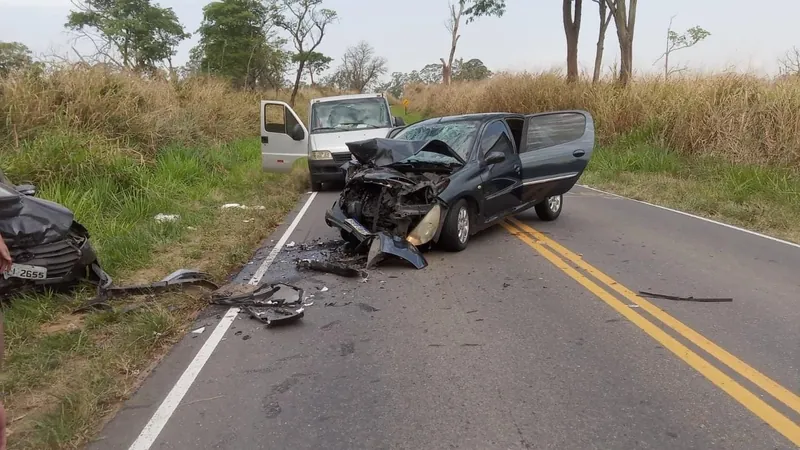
[311,180,323,191]
[438,198,471,252]
[535,194,563,221]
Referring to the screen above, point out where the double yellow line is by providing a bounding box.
[502,217,800,446]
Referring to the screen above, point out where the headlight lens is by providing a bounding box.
[406,204,442,246]
[311,150,333,160]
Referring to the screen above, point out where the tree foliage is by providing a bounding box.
[0,42,36,77]
[441,0,504,85]
[653,16,710,80]
[65,0,190,72]
[327,41,387,93]
[273,0,338,106]
[295,50,332,85]
[463,0,506,23]
[190,0,289,89]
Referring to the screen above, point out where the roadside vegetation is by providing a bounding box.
[400,73,800,243]
[0,66,317,449]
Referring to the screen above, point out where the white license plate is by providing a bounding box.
[4,263,48,280]
[345,218,371,236]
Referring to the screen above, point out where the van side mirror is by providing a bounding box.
[393,116,405,127]
[289,123,305,141]
[484,151,506,165]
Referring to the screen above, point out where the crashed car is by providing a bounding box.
[324,110,595,268]
[0,173,110,297]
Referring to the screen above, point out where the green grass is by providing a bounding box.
[1,133,307,449]
[391,105,423,125]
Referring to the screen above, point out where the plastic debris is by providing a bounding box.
[154,213,180,223]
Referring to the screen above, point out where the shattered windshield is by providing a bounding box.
[393,119,479,162]
[310,97,392,133]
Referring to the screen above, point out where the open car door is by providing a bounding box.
[518,110,594,204]
[261,100,308,173]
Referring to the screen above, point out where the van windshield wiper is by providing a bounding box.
[311,126,338,132]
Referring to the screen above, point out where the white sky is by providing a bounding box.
[0,0,796,77]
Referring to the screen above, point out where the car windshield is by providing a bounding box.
[393,119,479,162]
[310,97,392,133]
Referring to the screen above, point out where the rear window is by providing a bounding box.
[524,113,586,153]
[310,97,392,133]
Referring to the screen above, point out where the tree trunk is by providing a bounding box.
[607,0,637,86]
[442,1,464,85]
[618,37,632,86]
[593,0,611,84]
[563,0,582,83]
[290,60,305,107]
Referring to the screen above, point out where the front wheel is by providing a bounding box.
[310,180,323,192]
[438,199,471,252]
[535,194,563,221]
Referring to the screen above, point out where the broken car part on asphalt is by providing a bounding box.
[638,291,733,303]
[210,283,305,327]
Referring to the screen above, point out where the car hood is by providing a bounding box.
[310,128,393,153]
[0,183,74,247]
[345,138,466,167]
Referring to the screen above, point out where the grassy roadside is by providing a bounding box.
[1,137,307,449]
[391,107,800,244]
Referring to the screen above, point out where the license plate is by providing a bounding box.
[4,263,47,280]
[345,218,371,236]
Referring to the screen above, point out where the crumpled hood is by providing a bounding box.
[310,128,394,153]
[345,138,465,167]
[0,183,75,247]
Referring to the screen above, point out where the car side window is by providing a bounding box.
[480,120,515,158]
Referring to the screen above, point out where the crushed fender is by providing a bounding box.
[210,283,305,327]
[367,231,427,269]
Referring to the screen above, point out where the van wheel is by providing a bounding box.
[311,181,323,191]
[438,199,471,252]
[535,194,563,221]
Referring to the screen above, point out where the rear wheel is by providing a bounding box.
[310,180,323,191]
[438,199,471,252]
[535,194,563,221]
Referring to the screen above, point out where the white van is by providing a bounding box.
[260,93,406,191]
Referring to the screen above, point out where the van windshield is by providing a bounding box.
[310,97,392,133]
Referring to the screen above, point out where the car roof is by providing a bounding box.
[311,93,385,104]
[412,112,522,125]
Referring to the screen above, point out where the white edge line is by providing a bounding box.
[577,184,800,250]
[128,191,319,450]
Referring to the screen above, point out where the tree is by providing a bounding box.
[329,41,387,93]
[778,46,800,77]
[297,50,332,85]
[65,0,190,72]
[441,0,505,85]
[274,0,337,106]
[562,0,582,83]
[652,16,710,80]
[604,0,637,86]
[190,0,289,89]
[591,0,612,83]
[379,71,408,98]
[452,58,491,81]
[0,41,34,77]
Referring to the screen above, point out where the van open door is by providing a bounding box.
[261,100,308,173]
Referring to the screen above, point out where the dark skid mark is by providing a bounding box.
[272,373,310,395]
[340,341,355,356]
[263,401,281,419]
[461,343,483,347]
[357,303,380,312]
[320,320,341,330]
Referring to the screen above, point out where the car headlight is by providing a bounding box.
[311,150,333,160]
[406,204,442,246]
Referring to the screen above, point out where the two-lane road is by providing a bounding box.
[91,186,800,450]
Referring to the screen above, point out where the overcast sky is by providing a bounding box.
[0,0,796,78]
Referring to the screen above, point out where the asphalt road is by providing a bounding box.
[89,185,800,450]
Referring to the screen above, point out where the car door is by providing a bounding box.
[477,119,523,222]
[518,110,595,204]
[260,100,309,173]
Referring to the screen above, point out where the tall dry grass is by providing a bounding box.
[0,64,336,157]
[403,72,800,166]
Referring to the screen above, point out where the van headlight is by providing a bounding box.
[406,204,441,246]
[311,150,333,160]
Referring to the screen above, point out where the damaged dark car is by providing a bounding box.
[324,110,595,269]
[0,172,110,298]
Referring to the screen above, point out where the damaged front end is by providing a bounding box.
[324,138,463,269]
[0,180,110,298]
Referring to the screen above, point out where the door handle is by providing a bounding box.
[572,149,585,157]
[513,164,520,172]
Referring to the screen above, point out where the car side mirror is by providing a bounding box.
[387,126,405,139]
[289,123,305,141]
[16,184,36,196]
[393,116,405,127]
[484,151,506,165]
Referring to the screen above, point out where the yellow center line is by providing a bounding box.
[500,221,800,446]
[508,217,800,417]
